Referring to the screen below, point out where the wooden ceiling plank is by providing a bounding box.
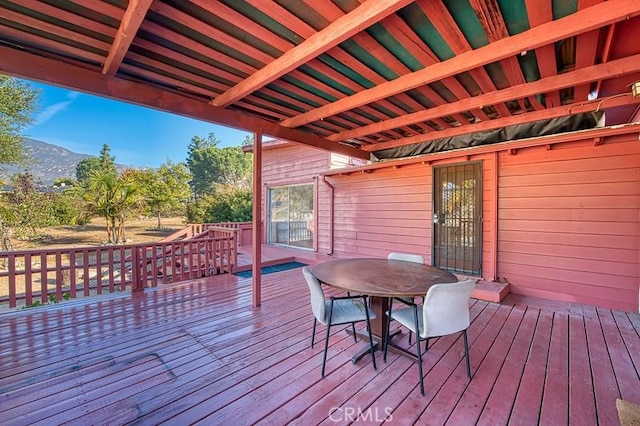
[103,0,153,75]
[525,0,561,108]
[190,0,292,52]
[419,0,513,117]
[151,2,273,64]
[11,0,116,37]
[0,45,368,158]
[133,38,242,85]
[119,63,220,99]
[1,7,111,51]
[326,53,640,141]
[281,0,640,128]
[0,24,104,63]
[574,0,606,101]
[125,52,228,92]
[213,0,414,107]
[139,21,255,75]
[71,0,123,19]
[363,93,640,152]
[245,0,316,38]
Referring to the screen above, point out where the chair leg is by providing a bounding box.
[414,305,424,396]
[408,331,413,345]
[322,323,330,377]
[463,329,471,379]
[383,298,393,363]
[364,298,377,371]
[351,323,357,343]
[424,338,429,352]
[311,319,317,348]
[322,302,335,378]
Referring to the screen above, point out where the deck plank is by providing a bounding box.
[1,259,639,425]
[539,312,569,425]
[584,305,621,425]
[509,308,553,423]
[568,314,597,424]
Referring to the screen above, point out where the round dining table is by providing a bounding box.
[309,258,458,361]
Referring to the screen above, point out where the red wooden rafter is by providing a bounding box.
[524,0,561,108]
[102,0,153,76]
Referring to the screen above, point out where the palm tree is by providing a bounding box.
[81,169,140,244]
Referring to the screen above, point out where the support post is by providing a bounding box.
[252,132,263,307]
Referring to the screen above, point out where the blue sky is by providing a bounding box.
[23,80,252,168]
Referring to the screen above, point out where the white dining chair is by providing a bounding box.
[383,279,477,396]
[387,252,425,344]
[302,266,377,377]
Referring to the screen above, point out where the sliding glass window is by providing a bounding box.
[268,184,314,249]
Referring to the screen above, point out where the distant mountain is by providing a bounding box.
[0,138,128,185]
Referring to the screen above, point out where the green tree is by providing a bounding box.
[75,157,101,183]
[75,144,117,184]
[186,133,252,198]
[80,169,140,244]
[186,184,252,223]
[132,161,191,228]
[2,173,50,238]
[0,75,40,165]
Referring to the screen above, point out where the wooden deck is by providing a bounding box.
[1,261,639,424]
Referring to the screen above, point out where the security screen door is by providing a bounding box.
[432,162,482,275]
[268,184,314,249]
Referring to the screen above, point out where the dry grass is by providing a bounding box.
[11,216,188,250]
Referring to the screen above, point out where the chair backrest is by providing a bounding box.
[387,252,425,264]
[421,279,477,338]
[302,266,326,323]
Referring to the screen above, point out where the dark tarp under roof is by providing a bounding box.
[371,112,605,161]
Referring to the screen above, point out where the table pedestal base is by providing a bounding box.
[346,328,419,363]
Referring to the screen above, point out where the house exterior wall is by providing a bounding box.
[259,133,639,312]
[260,144,333,251]
[496,135,639,311]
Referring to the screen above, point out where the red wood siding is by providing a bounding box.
[328,165,433,258]
[497,136,640,311]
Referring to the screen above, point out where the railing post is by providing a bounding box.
[131,246,143,292]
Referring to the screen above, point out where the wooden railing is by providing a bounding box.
[161,222,252,246]
[0,226,237,309]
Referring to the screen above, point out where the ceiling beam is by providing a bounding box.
[211,0,413,107]
[573,0,605,101]
[281,0,640,128]
[0,46,369,160]
[328,53,640,141]
[525,0,561,107]
[363,94,640,153]
[102,0,153,76]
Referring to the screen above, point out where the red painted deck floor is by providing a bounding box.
[1,266,639,425]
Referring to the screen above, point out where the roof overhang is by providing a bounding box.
[1,0,639,160]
